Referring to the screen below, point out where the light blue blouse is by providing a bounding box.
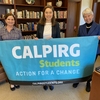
[0,26,22,40]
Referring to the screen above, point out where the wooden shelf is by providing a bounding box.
[22,30,36,33]
[0,3,14,6]
[54,6,67,9]
[15,4,44,7]
[17,18,40,20]
[0,0,82,37]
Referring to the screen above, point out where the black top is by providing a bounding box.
[86,21,93,33]
[36,22,60,38]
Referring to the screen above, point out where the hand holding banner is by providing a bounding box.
[0,36,98,85]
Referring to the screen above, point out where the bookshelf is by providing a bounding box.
[0,0,81,38]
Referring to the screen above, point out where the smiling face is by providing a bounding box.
[5,15,15,27]
[44,8,53,22]
[83,13,93,24]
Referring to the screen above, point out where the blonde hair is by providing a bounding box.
[82,8,93,16]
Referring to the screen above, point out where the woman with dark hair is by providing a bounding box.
[0,13,22,91]
[37,6,60,39]
[36,6,60,90]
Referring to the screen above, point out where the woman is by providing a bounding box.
[0,13,22,91]
[72,8,100,92]
[36,6,60,90]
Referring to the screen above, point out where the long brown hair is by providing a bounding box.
[38,6,56,26]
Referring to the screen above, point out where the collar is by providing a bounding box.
[4,26,15,30]
[85,21,93,27]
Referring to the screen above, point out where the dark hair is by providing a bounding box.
[4,13,15,20]
[38,6,56,26]
[4,13,16,25]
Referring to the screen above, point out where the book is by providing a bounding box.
[22,10,25,18]
[17,11,22,18]
[64,11,67,18]
[60,11,64,18]
[36,12,40,18]
[29,11,33,18]
[54,11,57,18]
[26,10,29,18]
[11,9,14,15]
[31,22,34,30]
[23,24,28,31]
[6,9,10,14]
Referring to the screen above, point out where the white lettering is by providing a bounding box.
[58,45,69,57]
[12,44,80,59]
[70,44,80,57]
[12,46,22,59]
[23,46,33,58]
[53,45,57,57]
[42,45,52,57]
[33,46,42,58]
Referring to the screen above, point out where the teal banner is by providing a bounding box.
[0,36,98,85]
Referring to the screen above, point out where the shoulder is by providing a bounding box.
[13,26,21,31]
[92,21,100,26]
[37,23,42,26]
[53,22,59,27]
[92,21,100,29]
[55,22,59,25]
[0,26,6,30]
[78,23,85,30]
[93,21,98,25]
[37,23,44,28]
[79,23,86,28]
[0,26,6,33]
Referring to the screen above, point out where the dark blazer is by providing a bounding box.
[36,22,60,38]
[78,21,100,54]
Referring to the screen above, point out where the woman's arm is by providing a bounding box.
[98,36,100,40]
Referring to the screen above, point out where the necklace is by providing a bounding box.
[86,26,91,28]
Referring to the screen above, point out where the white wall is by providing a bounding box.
[80,0,93,25]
